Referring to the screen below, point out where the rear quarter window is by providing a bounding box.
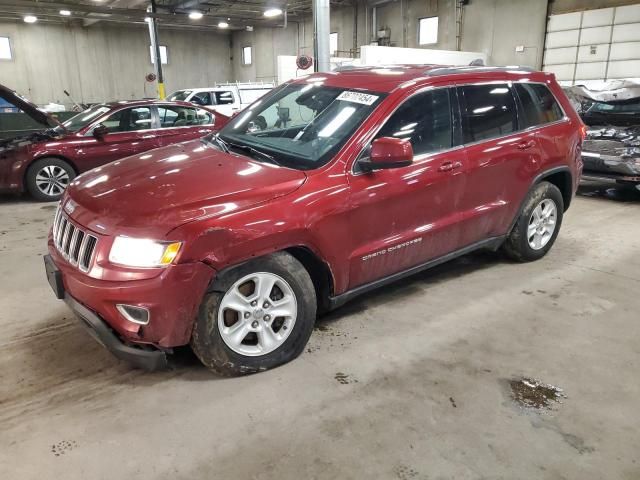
[515,83,564,128]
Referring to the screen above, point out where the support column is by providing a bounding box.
[313,0,330,72]
[147,0,165,98]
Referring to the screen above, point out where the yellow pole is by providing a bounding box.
[158,82,166,99]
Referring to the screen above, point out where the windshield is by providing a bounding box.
[58,105,111,132]
[588,100,640,114]
[167,90,193,101]
[217,83,385,170]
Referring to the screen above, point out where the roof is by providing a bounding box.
[294,65,555,94]
[102,99,198,109]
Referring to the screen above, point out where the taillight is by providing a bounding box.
[580,124,588,141]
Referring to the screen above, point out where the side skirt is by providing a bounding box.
[327,235,506,310]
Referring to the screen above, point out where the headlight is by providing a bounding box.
[109,236,182,268]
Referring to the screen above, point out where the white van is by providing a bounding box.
[167,82,274,116]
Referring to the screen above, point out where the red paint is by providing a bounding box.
[0,100,228,193]
[47,66,582,350]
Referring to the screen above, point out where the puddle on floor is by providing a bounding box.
[509,377,566,413]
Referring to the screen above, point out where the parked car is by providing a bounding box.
[167,82,274,116]
[567,82,640,189]
[0,84,229,201]
[44,65,583,374]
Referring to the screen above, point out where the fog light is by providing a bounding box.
[116,304,150,325]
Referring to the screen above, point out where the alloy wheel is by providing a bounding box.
[527,198,557,250]
[35,165,70,197]
[218,272,298,356]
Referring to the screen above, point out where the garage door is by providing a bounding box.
[543,4,640,86]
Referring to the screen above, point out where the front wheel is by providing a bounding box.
[503,181,564,262]
[26,158,75,202]
[191,252,317,376]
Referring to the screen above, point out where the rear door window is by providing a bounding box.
[157,105,209,127]
[375,88,453,156]
[459,84,517,143]
[214,91,235,105]
[515,83,564,128]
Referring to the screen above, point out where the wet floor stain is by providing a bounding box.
[334,372,358,385]
[509,377,566,413]
[51,439,77,456]
[449,396,457,408]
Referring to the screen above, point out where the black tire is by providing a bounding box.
[191,252,317,376]
[26,157,76,202]
[503,181,564,262]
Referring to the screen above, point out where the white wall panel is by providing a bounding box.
[614,4,640,24]
[575,61,607,79]
[612,23,640,42]
[607,60,640,78]
[544,46,577,65]
[581,8,614,28]
[609,42,640,61]
[543,63,576,81]
[544,5,640,84]
[546,29,580,48]
[577,44,609,63]
[579,26,611,45]
[547,12,582,31]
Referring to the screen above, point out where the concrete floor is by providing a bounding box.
[1,181,639,480]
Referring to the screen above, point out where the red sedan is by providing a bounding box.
[0,85,228,201]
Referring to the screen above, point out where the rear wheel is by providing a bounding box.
[503,181,564,262]
[26,158,75,202]
[191,252,316,376]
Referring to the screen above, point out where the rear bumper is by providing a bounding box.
[64,291,168,371]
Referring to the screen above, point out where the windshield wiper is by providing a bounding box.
[204,133,229,153]
[225,141,283,167]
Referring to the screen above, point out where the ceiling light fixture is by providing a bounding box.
[263,8,283,17]
[189,11,203,20]
[218,21,229,28]
[23,15,37,23]
[60,10,71,16]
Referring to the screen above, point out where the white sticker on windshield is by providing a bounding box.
[336,91,379,105]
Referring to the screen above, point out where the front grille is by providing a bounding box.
[52,206,99,272]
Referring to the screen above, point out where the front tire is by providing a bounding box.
[503,181,564,262]
[191,252,317,376]
[26,158,75,202]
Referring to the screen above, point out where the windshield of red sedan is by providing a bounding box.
[218,83,385,170]
[58,105,111,132]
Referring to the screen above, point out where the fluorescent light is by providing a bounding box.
[60,10,71,16]
[264,8,283,17]
[218,21,229,28]
[189,11,203,20]
[23,15,37,23]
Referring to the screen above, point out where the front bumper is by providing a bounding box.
[65,290,168,370]
[45,240,215,367]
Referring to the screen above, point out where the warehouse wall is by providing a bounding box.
[230,5,367,84]
[0,22,232,107]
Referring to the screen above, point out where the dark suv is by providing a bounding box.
[44,65,584,375]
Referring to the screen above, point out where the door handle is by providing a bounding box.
[438,161,462,172]
[517,140,536,150]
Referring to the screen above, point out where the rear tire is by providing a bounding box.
[191,252,317,376]
[26,158,75,202]
[503,181,564,262]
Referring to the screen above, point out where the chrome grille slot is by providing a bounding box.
[52,205,99,273]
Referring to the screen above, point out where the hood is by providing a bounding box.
[566,79,640,103]
[65,140,307,238]
[0,83,64,129]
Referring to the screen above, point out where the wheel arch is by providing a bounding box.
[535,166,573,212]
[208,245,336,315]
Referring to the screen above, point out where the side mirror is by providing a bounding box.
[359,137,413,171]
[92,124,109,138]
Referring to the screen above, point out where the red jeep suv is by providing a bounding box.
[44,65,583,375]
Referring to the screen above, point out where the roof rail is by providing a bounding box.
[426,65,537,76]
